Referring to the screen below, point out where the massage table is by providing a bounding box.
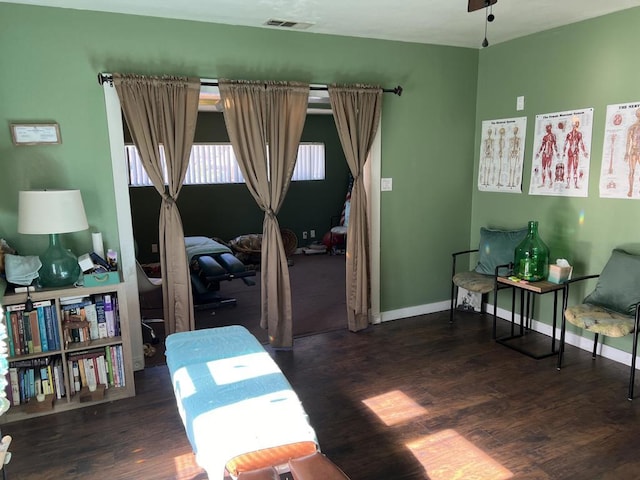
[165,326,319,479]
[185,236,256,309]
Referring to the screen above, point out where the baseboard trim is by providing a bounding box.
[379,301,638,369]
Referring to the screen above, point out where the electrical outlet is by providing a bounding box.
[310,230,316,238]
[302,231,308,240]
[151,243,158,253]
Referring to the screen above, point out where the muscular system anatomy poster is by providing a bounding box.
[599,102,640,199]
[529,108,593,197]
[478,116,527,193]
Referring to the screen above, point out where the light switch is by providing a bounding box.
[381,178,393,191]
[516,96,525,111]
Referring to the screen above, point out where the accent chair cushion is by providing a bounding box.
[565,303,635,337]
[474,227,528,275]
[452,271,495,294]
[583,248,640,316]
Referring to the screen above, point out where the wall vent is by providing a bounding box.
[265,19,313,30]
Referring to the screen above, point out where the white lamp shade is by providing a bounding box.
[18,190,89,234]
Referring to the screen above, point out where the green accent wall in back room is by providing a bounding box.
[0,3,478,313]
[128,112,351,264]
[473,7,640,349]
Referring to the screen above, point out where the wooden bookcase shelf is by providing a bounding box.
[0,281,135,424]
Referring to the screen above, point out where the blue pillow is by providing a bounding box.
[474,227,528,275]
[583,248,640,316]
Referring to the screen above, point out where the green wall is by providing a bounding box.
[129,113,351,263]
[0,4,478,313]
[473,8,640,351]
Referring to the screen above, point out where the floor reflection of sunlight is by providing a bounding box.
[362,390,428,426]
[406,429,513,480]
[173,452,205,480]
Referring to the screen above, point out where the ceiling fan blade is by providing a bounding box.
[468,0,497,13]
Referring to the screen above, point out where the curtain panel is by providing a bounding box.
[219,79,309,348]
[329,84,382,332]
[113,73,200,335]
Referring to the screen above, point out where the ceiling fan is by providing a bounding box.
[467,0,497,13]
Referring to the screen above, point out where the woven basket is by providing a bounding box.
[229,229,298,258]
[280,228,298,257]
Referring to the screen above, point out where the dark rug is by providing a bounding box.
[142,252,347,367]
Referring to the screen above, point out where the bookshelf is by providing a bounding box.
[0,280,135,423]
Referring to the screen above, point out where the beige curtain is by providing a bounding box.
[329,84,382,331]
[219,79,309,348]
[113,73,200,335]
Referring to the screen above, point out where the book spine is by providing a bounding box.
[10,312,21,356]
[72,361,81,394]
[36,305,49,352]
[21,312,31,355]
[4,311,14,357]
[53,358,65,399]
[109,346,120,387]
[84,358,97,388]
[44,305,56,351]
[96,355,108,388]
[84,303,99,340]
[116,345,125,387]
[103,294,116,338]
[9,367,20,406]
[105,346,114,386]
[94,297,108,339]
[29,310,42,353]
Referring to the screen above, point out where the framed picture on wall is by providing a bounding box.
[10,123,61,145]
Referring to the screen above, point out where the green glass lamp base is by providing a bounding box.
[38,233,81,288]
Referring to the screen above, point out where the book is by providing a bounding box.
[4,311,14,357]
[22,311,32,354]
[104,346,114,386]
[94,296,108,339]
[116,345,125,387]
[96,355,108,388]
[36,303,49,352]
[84,303,99,340]
[83,358,97,389]
[8,367,19,406]
[28,310,42,353]
[52,358,65,399]
[44,305,59,351]
[71,361,81,394]
[103,294,116,337]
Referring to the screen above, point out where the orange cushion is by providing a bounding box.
[226,441,318,477]
[289,452,350,480]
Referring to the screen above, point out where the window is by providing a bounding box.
[126,143,325,186]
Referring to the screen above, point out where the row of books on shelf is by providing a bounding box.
[7,356,63,406]
[3,293,121,358]
[61,293,121,346]
[4,300,61,356]
[68,345,127,395]
[5,345,126,406]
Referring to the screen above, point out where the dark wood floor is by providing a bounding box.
[4,311,640,479]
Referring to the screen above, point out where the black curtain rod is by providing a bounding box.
[97,73,402,96]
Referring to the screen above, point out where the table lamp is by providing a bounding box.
[18,190,89,288]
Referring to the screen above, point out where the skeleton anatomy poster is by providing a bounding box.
[478,116,527,193]
[599,102,640,199]
[529,108,593,197]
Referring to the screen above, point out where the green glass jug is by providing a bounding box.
[513,220,549,281]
